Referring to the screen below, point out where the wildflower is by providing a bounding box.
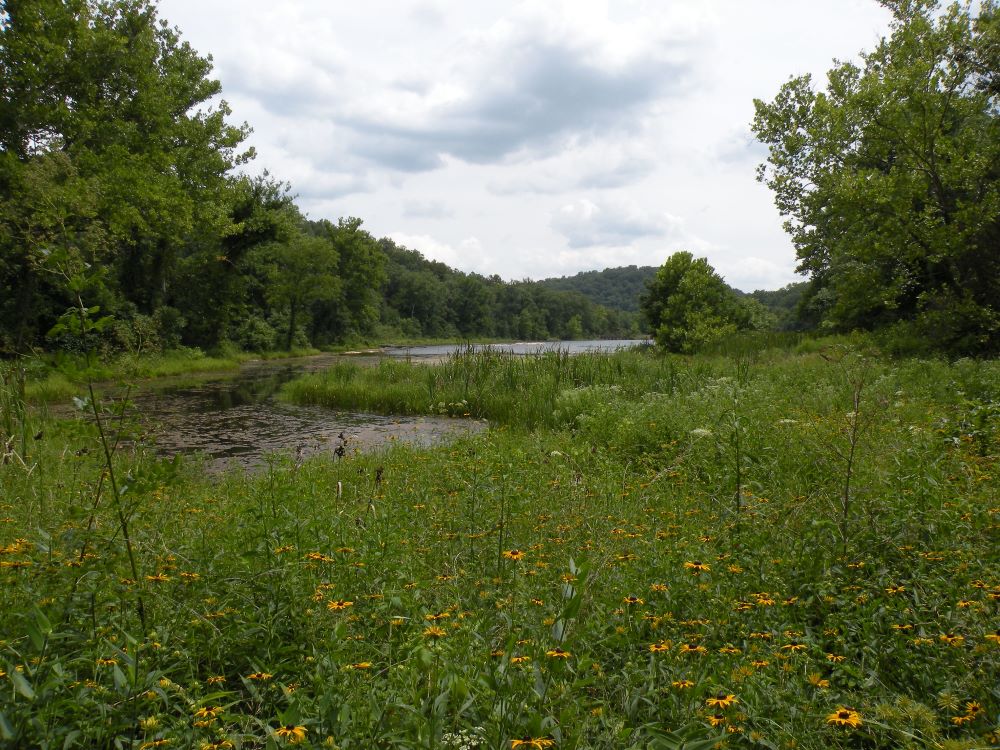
[139,716,160,730]
[781,641,807,652]
[274,725,308,743]
[751,660,769,668]
[648,641,671,653]
[885,584,905,595]
[326,600,354,611]
[684,561,710,573]
[503,549,525,561]
[672,679,694,689]
[718,645,741,654]
[95,658,118,666]
[985,630,1000,645]
[728,565,744,574]
[490,649,505,658]
[622,595,644,605]
[510,655,531,664]
[650,583,669,592]
[424,612,450,621]
[826,707,862,728]
[206,676,226,684]
[808,673,830,688]
[349,662,372,670]
[139,741,172,749]
[193,706,223,719]
[706,693,738,709]
[706,714,727,727]
[145,573,170,583]
[247,672,273,681]
[939,633,965,647]
[546,647,571,659]
[510,738,554,749]
[423,625,447,639]
[679,643,707,656]
[826,653,845,663]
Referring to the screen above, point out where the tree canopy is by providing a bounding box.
[752,0,1000,355]
[639,252,760,353]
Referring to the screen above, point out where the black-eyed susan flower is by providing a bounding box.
[502,549,525,561]
[706,693,738,709]
[648,641,671,653]
[679,643,707,656]
[808,673,830,688]
[985,630,1000,645]
[545,647,571,659]
[885,584,905,595]
[326,600,354,611]
[423,625,446,639]
[672,679,694,689]
[622,595,644,605]
[246,672,273,681]
[684,561,710,573]
[939,633,965,647]
[706,713,727,727]
[193,706,222,719]
[826,707,862,728]
[274,725,308,743]
[510,738,554,749]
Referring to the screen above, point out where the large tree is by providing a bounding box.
[0,0,252,351]
[640,251,755,353]
[752,0,1000,355]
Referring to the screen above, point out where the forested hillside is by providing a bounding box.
[536,265,657,312]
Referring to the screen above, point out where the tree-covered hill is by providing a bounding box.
[535,265,657,312]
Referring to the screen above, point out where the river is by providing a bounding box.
[116,339,650,472]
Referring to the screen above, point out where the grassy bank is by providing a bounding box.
[1,348,998,748]
[17,346,323,404]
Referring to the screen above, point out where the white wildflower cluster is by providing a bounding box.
[440,727,484,749]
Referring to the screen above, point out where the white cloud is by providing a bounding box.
[157,0,894,291]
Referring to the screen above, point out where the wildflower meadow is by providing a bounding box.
[1,345,998,749]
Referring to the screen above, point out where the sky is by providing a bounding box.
[157,0,893,292]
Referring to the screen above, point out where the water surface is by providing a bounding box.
[87,339,648,472]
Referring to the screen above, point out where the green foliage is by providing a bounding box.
[378,239,641,342]
[752,0,1000,355]
[1,348,997,748]
[640,252,758,353]
[536,265,659,313]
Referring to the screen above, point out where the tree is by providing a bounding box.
[0,0,252,351]
[752,0,1000,354]
[259,234,340,350]
[639,252,752,353]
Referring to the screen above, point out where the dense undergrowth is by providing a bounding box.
[1,346,998,749]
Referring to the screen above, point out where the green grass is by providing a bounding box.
[20,346,323,404]
[1,347,998,748]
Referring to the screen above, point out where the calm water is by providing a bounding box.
[109,339,649,472]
